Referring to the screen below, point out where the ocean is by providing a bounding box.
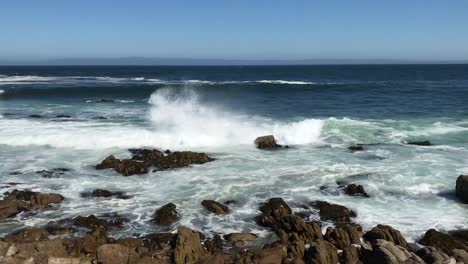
[0,65,467,241]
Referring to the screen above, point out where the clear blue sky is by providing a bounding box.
[1,0,468,61]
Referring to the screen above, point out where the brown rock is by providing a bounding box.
[305,239,339,264]
[257,198,292,222]
[416,246,455,264]
[313,201,355,223]
[96,155,149,176]
[363,239,424,264]
[204,235,223,254]
[223,233,257,242]
[419,229,468,254]
[198,254,229,264]
[73,215,109,230]
[255,245,287,264]
[363,224,408,249]
[0,200,23,219]
[324,223,362,249]
[254,135,281,149]
[456,175,468,203]
[47,258,80,264]
[340,246,361,264]
[151,151,214,171]
[4,229,49,243]
[97,244,130,264]
[173,226,205,264]
[345,184,369,197]
[153,203,178,225]
[143,233,175,251]
[201,200,229,214]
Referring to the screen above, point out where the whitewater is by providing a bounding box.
[0,65,467,243]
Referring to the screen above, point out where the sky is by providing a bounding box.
[1,0,468,63]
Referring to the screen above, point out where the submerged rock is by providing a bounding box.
[348,145,364,152]
[407,140,432,146]
[153,203,178,225]
[345,183,369,197]
[311,201,355,223]
[36,168,70,178]
[201,200,230,214]
[456,175,468,203]
[254,135,281,149]
[96,155,149,176]
[81,189,130,199]
[28,114,42,118]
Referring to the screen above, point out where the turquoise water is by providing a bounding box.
[0,65,467,241]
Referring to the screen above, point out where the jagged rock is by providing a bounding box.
[143,233,175,251]
[173,226,205,264]
[419,229,468,254]
[4,229,49,243]
[73,215,109,230]
[348,145,364,152]
[340,245,361,264]
[201,200,230,214]
[456,175,468,203]
[305,239,339,264]
[152,151,214,171]
[416,246,456,264]
[363,224,408,249]
[407,140,432,146]
[223,233,257,242]
[363,239,424,264]
[312,201,355,222]
[345,184,369,197]
[97,244,130,264]
[254,135,281,149]
[96,155,149,176]
[0,200,25,219]
[4,189,64,209]
[80,189,131,199]
[204,235,223,254]
[324,223,362,249]
[198,254,230,264]
[258,198,292,220]
[255,244,287,264]
[153,203,178,225]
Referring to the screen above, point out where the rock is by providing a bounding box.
[0,200,23,218]
[324,223,362,249]
[36,168,70,178]
[345,184,369,197]
[152,151,214,171]
[173,226,205,264]
[204,235,223,254]
[5,189,64,209]
[363,224,408,248]
[456,175,468,203]
[73,215,109,230]
[47,258,80,264]
[255,245,287,264]
[153,203,178,225]
[407,140,432,146]
[340,246,361,264]
[305,239,339,264]
[4,229,49,243]
[419,229,468,254]
[201,200,229,214]
[451,248,468,263]
[81,189,130,199]
[254,135,281,149]
[363,239,424,264]
[198,254,229,264]
[97,244,130,264]
[0,241,10,256]
[55,115,72,118]
[223,233,257,242]
[223,200,237,205]
[348,145,364,152]
[143,232,175,251]
[259,198,292,218]
[29,114,42,118]
[96,155,149,176]
[416,246,456,264]
[312,201,355,222]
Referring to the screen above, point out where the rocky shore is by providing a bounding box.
[1,137,468,264]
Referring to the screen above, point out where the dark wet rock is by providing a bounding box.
[55,115,71,118]
[416,246,456,264]
[73,215,110,231]
[153,203,178,225]
[324,223,362,249]
[152,151,214,171]
[45,226,76,236]
[96,155,149,176]
[345,184,369,197]
[143,232,175,251]
[4,189,64,210]
[4,229,50,243]
[80,189,131,199]
[363,224,408,249]
[254,135,281,149]
[419,229,468,254]
[223,233,257,242]
[362,239,424,264]
[348,145,364,152]
[202,200,230,214]
[204,235,223,254]
[36,168,70,178]
[97,244,130,264]
[456,175,468,203]
[28,114,42,118]
[305,239,339,264]
[224,200,237,205]
[407,140,432,146]
[340,245,361,264]
[93,116,108,120]
[311,201,355,223]
[259,198,292,218]
[9,171,22,175]
[173,226,206,264]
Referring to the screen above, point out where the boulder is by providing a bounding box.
[97,244,130,264]
[223,233,257,242]
[96,155,149,176]
[143,232,175,251]
[345,184,369,197]
[73,215,109,230]
[201,200,229,214]
[4,229,49,243]
[416,246,456,264]
[324,223,362,249]
[363,224,408,249]
[451,248,468,263]
[348,145,364,152]
[254,135,281,149]
[0,200,23,219]
[305,239,339,264]
[363,239,424,264]
[255,245,287,264]
[258,198,292,219]
[312,201,355,222]
[340,246,361,264]
[204,235,223,254]
[173,226,205,264]
[456,175,468,203]
[153,203,178,225]
[151,151,214,171]
[419,229,468,254]
[4,189,64,209]
[407,140,432,146]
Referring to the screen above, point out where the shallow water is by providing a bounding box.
[0,65,467,241]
